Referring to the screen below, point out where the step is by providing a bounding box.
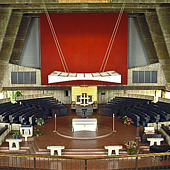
[29,141,39,154]
[0,144,127,157]
[62,154,107,157]
[64,148,105,152]
[62,152,107,157]
[62,149,107,157]
[36,148,127,155]
[65,149,126,157]
[0,149,27,153]
[0,146,28,153]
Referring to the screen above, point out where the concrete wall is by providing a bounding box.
[1,63,71,104]
[2,64,41,87]
[128,62,166,86]
[98,63,166,104]
[97,63,166,104]
[43,90,71,104]
[2,89,71,104]
[128,17,150,68]
[15,93,71,105]
[0,98,10,104]
[1,62,166,104]
[158,97,170,103]
[97,89,155,104]
[19,18,40,69]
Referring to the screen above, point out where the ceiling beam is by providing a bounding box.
[0,0,169,4]
[0,3,163,13]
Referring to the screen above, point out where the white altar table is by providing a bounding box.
[72,118,98,132]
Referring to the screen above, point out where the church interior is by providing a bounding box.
[0,0,170,169]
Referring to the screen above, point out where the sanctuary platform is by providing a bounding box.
[0,106,168,157]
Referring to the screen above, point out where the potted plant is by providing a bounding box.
[35,118,44,126]
[122,116,134,125]
[12,131,22,139]
[14,91,22,97]
[122,116,128,122]
[124,140,137,155]
[34,129,42,137]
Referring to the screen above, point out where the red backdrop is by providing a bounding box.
[40,13,128,85]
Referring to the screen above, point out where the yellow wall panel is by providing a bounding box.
[72,86,97,103]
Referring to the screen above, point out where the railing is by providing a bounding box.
[0,152,170,170]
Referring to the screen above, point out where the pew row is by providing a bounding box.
[159,124,170,145]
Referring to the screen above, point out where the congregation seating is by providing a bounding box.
[150,144,170,161]
[100,97,170,127]
[149,102,170,120]
[0,97,69,126]
[20,97,68,118]
[160,124,170,136]
[0,124,10,145]
[131,108,150,126]
[0,103,25,122]
[0,125,8,135]
[100,97,151,118]
[133,106,160,123]
[159,124,170,145]
[9,107,35,123]
[19,107,43,125]
[142,105,168,122]
[19,108,44,125]
[150,145,170,152]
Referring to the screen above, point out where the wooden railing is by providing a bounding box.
[0,152,170,170]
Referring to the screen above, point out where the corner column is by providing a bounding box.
[145,10,170,83]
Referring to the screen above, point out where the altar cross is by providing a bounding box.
[79,93,90,106]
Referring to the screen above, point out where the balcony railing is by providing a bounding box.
[0,152,170,170]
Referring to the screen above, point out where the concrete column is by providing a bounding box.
[10,15,31,65]
[0,8,12,51]
[137,14,158,64]
[0,84,2,92]
[0,8,12,86]
[0,11,23,83]
[156,6,170,57]
[145,10,170,83]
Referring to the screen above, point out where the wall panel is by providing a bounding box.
[40,13,128,85]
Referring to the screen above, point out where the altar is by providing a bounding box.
[72,118,98,132]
